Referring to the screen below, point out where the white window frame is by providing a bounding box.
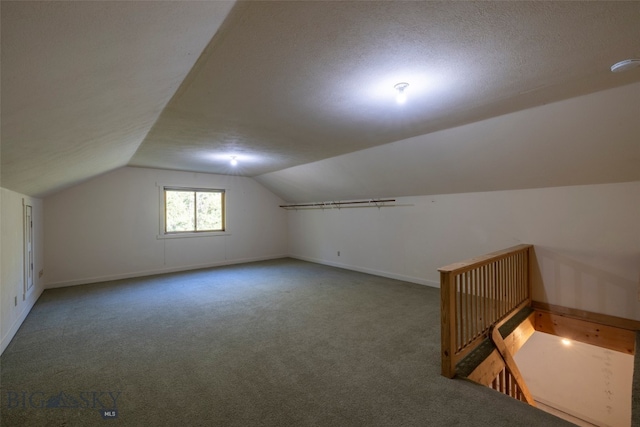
[158,185,230,239]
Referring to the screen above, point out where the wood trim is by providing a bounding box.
[467,349,505,386]
[532,301,640,331]
[452,333,490,367]
[438,244,532,274]
[490,324,536,406]
[534,311,636,355]
[503,311,536,355]
[467,311,535,386]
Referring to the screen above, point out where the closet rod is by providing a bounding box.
[280,199,396,209]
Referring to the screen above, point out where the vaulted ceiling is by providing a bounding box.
[2,1,639,199]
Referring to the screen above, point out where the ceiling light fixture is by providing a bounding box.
[394,82,409,104]
[230,156,238,166]
[610,59,640,73]
[561,338,571,346]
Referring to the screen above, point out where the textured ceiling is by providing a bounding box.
[1,1,235,197]
[255,83,640,203]
[129,1,640,176]
[2,1,640,198]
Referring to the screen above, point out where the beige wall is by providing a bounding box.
[287,181,640,320]
[44,167,288,287]
[0,187,45,353]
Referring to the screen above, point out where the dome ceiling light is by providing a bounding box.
[394,82,409,104]
[610,59,640,73]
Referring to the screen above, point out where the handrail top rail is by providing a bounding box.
[438,244,532,274]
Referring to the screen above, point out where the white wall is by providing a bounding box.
[0,187,45,353]
[44,167,288,287]
[256,83,640,204]
[287,182,640,321]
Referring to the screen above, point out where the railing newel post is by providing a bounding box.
[440,270,456,378]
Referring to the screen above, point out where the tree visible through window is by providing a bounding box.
[164,187,225,233]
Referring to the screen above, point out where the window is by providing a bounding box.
[164,187,225,234]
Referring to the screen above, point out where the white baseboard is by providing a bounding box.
[290,254,440,288]
[6,254,434,355]
[45,254,289,289]
[1,286,45,355]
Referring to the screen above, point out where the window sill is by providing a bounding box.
[157,232,231,240]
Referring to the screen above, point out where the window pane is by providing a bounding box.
[166,191,195,232]
[196,192,223,231]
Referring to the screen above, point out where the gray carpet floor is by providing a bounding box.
[0,258,587,426]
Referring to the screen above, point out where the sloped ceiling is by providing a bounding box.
[255,83,640,203]
[1,1,235,197]
[2,1,639,199]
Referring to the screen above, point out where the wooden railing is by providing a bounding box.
[439,244,533,378]
[488,320,535,405]
[490,366,530,403]
[465,309,537,405]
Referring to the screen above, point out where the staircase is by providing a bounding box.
[438,245,640,426]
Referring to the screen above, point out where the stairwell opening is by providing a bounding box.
[515,331,635,427]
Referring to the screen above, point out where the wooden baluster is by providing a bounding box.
[467,271,472,341]
[516,254,520,304]
[438,244,534,379]
[511,255,515,308]
[491,262,497,324]
[458,275,463,350]
[460,274,465,348]
[526,246,532,305]
[494,260,500,319]
[520,252,527,301]
[455,276,460,350]
[502,259,507,317]
[499,260,503,318]
[504,370,510,396]
[464,273,470,346]
[521,251,525,303]
[512,256,515,306]
[482,266,487,333]
[504,257,509,313]
[471,270,476,339]
[512,254,516,306]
